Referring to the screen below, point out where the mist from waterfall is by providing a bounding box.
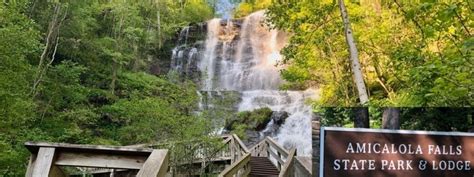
[171,10,318,156]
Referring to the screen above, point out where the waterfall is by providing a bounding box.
[171,11,318,156]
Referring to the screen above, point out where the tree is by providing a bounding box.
[0,0,216,175]
[338,0,370,128]
[31,2,68,97]
[266,0,472,129]
[266,0,472,107]
[0,1,40,175]
[338,0,369,105]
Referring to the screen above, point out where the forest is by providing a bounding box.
[0,0,472,176]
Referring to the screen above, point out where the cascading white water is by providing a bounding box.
[238,90,318,155]
[199,19,220,91]
[171,10,318,156]
[207,11,285,91]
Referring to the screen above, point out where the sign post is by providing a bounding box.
[320,127,474,177]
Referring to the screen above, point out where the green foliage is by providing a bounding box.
[228,107,273,139]
[103,97,205,144]
[267,0,473,107]
[200,91,241,130]
[236,107,273,127]
[232,124,249,140]
[318,107,472,132]
[0,0,215,175]
[400,108,473,132]
[0,1,41,175]
[234,0,272,18]
[317,107,354,128]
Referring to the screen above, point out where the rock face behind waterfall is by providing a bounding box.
[170,11,317,156]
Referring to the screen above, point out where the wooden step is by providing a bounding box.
[249,157,279,177]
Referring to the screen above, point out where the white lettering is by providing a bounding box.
[342,159,350,170]
[407,160,413,170]
[334,159,377,171]
[350,160,359,170]
[357,143,366,153]
[428,145,435,154]
[416,145,423,155]
[456,145,462,155]
[381,160,388,170]
[382,144,390,153]
[373,143,381,153]
[368,160,376,170]
[346,143,354,153]
[334,159,341,170]
[431,160,471,171]
[456,161,464,170]
[399,144,407,154]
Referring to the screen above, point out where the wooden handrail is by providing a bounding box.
[232,134,249,153]
[218,153,251,177]
[149,135,230,148]
[222,137,232,145]
[278,148,296,177]
[137,150,169,177]
[249,139,267,157]
[249,138,266,151]
[294,157,312,177]
[248,136,292,172]
[266,137,289,157]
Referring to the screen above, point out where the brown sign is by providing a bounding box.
[320,127,474,177]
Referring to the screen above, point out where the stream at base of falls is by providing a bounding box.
[171,10,319,156]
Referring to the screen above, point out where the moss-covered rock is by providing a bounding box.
[225,107,273,139]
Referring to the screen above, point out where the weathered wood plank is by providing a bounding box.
[230,138,235,163]
[31,147,56,177]
[294,157,312,177]
[267,148,285,165]
[137,150,169,177]
[219,153,251,177]
[232,134,249,153]
[25,153,37,177]
[279,148,296,177]
[25,141,154,155]
[54,152,147,169]
[266,137,289,157]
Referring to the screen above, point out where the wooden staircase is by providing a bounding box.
[249,157,279,177]
[219,135,311,177]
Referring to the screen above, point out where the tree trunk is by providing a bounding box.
[353,107,370,128]
[382,107,400,129]
[312,114,321,176]
[31,3,67,97]
[132,45,139,71]
[338,0,369,105]
[110,61,117,95]
[157,5,162,48]
[110,11,124,95]
[339,0,370,128]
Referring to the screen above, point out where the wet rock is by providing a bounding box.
[271,111,289,125]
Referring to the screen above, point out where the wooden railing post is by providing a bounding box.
[137,150,169,177]
[279,148,296,177]
[277,151,282,170]
[312,115,321,177]
[219,153,251,177]
[230,138,235,163]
